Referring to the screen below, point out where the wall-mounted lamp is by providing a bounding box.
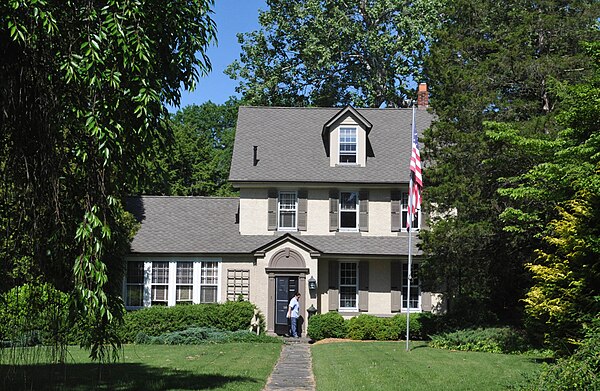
[308,275,317,290]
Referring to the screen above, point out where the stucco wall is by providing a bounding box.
[239,188,270,235]
[239,187,401,237]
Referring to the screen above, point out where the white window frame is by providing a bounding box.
[401,191,420,230]
[339,261,359,311]
[199,261,219,303]
[339,191,359,231]
[125,261,145,308]
[402,263,421,312]
[126,258,221,308]
[339,127,357,164]
[278,191,298,231]
[176,261,194,304]
[151,261,169,306]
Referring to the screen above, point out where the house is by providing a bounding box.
[125,94,441,335]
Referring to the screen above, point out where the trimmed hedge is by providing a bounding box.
[307,312,428,341]
[135,327,281,345]
[307,312,347,340]
[347,314,426,341]
[120,301,265,343]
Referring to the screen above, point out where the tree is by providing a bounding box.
[134,98,239,196]
[493,42,600,351]
[226,0,442,107]
[421,0,599,322]
[0,0,216,360]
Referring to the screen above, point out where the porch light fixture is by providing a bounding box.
[308,275,317,290]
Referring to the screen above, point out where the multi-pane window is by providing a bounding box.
[402,263,420,310]
[340,191,358,230]
[126,261,144,307]
[401,192,420,230]
[339,262,358,310]
[278,191,297,230]
[151,261,169,305]
[339,127,357,163]
[126,260,220,307]
[200,262,218,303]
[176,262,193,304]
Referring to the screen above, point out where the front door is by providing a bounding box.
[274,276,298,335]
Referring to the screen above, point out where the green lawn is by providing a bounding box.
[0,343,282,391]
[1,341,546,390]
[311,341,542,391]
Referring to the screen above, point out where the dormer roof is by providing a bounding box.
[321,106,372,157]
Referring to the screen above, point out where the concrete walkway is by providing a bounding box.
[263,338,316,391]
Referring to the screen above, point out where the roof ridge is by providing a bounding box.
[239,106,413,111]
[128,195,240,200]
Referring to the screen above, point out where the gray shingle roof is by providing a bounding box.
[229,106,433,184]
[127,196,420,256]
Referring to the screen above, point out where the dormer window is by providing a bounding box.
[339,127,357,164]
[322,106,372,167]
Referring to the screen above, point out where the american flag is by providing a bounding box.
[407,110,422,229]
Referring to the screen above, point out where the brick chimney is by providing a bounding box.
[417,82,429,109]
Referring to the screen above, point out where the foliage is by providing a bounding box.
[135,327,280,345]
[134,98,239,196]
[0,0,216,361]
[429,327,532,354]
[346,314,426,341]
[307,311,347,340]
[0,283,69,352]
[226,0,442,107]
[421,0,599,325]
[346,314,380,340]
[491,42,600,353]
[518,318,600,391]
[120,301,264,343]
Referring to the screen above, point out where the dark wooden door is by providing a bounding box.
[274,276,298,335]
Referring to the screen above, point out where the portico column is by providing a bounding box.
[267,273,275,334]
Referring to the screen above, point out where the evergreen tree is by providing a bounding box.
[421,0,599,322]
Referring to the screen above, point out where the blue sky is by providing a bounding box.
[168,0,266,112]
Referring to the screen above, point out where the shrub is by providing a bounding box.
[391,313,426,340]
[0,283,70,347]
[134,327,280,345]
[429,327,532,354]
[120,301,265,342]
[307,312,347,340]
[346,314,380,340]
[518,319,600,391]
[344,314,426,341]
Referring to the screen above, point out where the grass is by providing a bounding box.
[0,342,282,391]
[311,341,543,391]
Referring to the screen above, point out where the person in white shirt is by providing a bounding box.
[287,292,301,338]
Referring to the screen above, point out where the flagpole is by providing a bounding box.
[406,103,416,352]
